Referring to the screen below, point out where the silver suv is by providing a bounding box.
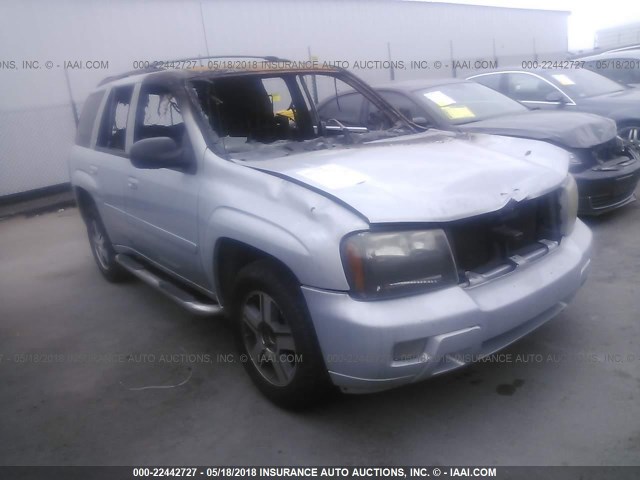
[69,57,592,408]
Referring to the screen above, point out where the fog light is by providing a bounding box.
[392,339,427,363]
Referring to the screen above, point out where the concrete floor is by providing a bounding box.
[0,202,639,466]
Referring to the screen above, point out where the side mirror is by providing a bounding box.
[129,137,186,170]
[412,116,430,127]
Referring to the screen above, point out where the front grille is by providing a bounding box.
[447,191,562,281]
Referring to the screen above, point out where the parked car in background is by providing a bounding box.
[602,45,640,53]
[467,68,640,149]
[577,49,640,87]
[70,57,592,408]
[316,78,640,215]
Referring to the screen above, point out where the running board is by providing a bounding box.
[115,254,222,316]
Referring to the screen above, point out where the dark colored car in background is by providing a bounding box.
[316,78,640,215]
[577,49,640,87]
[467,68,640,148]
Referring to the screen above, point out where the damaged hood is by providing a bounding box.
[245,131,569,223]
[457,110,617,148]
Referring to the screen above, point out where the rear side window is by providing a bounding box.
[75,91,105,147]
[96,86,134,151]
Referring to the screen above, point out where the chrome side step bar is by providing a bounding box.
[115,254,223,316]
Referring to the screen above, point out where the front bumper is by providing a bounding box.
[303,220,592,393]
[574,155,640,215]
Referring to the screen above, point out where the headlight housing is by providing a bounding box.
[558,174,579,236]
[341,229,458,300]
[568,153,583,171]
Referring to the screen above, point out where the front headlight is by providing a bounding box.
[568,153,583,170]
[341,229,458,300]
[558,174,579,236]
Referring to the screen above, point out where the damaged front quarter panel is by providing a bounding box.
[198,149,370,293]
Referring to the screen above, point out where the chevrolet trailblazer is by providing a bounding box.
[69,56,592,408]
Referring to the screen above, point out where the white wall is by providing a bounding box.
[0,0,569,196]
[0,105,77,196]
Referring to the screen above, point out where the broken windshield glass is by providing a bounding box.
[189,71,414,160]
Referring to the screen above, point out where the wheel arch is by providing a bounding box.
[213,237,301,310]
[71,170,99,220]
[74,185,97,222]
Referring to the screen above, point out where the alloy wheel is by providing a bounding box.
[91,220,110,270]
[241,291,298,387]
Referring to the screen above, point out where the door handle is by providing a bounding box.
[127,177,139,190]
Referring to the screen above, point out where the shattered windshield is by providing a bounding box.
[189,72,414,160]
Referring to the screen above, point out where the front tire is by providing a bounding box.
[231,260,334,409]
[85,204,129,283]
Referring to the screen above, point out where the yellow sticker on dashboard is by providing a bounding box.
[424,90,456,107]
[441,105,475,119]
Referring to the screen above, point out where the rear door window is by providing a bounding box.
[96,85,134,152]
[134,85,184,143]
[503,73,558,102]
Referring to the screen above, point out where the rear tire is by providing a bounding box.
[231,259,335,409]
[84,204,129,283]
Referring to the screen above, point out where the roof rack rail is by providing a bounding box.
[97,55,294,86]
[97,66,163,86]
[163,54,292,64]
